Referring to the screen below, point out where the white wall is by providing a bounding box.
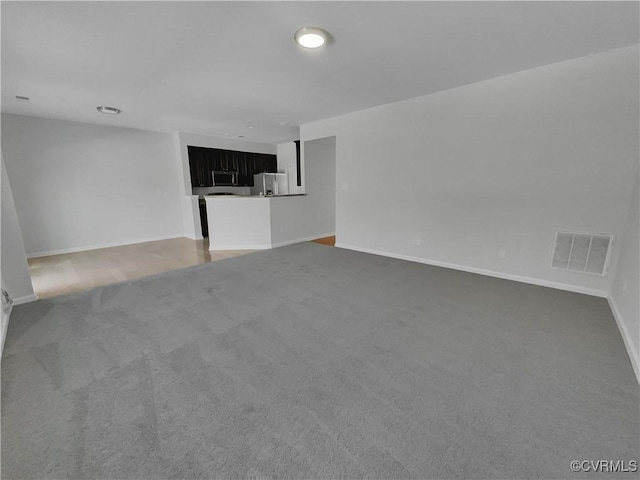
[206,197,272,250]
[303,137,336,237]
[276,142,301,195]
[1,153,35,303]
[301,46,639,297]
[2,114,184,256]
[609,177,639,381]
[270,137,337,246]
[206,195,332,251]
[1,152,36,356]
[175,132,277,239]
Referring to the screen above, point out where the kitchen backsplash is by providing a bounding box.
[193,186,252,197]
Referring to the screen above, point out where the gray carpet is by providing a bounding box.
[2,242,638,479]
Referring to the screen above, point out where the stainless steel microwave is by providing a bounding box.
[212,171,238,186]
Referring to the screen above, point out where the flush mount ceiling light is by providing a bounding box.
[97,106,121,115]
[294,27,328,49]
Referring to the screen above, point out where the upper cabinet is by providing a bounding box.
[188,146,213,187]
[248,153,277,176]
[236,152,251,186]
[187,146,277,188]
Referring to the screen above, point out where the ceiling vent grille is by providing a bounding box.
[551,232,612,276]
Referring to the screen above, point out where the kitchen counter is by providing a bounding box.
[201,194,306,199]
[204,194,312,250]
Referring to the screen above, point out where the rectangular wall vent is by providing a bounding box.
[551,232,612,276]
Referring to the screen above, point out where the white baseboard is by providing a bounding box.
[335,243,608,298]
[27,234,186,258]
[1,314,8,359]
[1,293,37,358]
[12,294,37,305]
[607,296,640,384]
[272,232,335,249]
[1,298,10,359]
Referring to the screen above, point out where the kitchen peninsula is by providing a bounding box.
[204,194,310,250]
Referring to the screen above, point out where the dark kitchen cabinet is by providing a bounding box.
[188,146,213,187]
[251,153,264,175]
[228,151,239,173]
[203,148,218,172]
[236,152,252,186]
[250,154,277,175]
[187,146,277,189]
[206,149,239,172]
[199,200,208,237]
[295,140,301,187]
[264,154,277,173]
[215,150,232,172]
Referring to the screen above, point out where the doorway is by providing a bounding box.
[303,136,336,243]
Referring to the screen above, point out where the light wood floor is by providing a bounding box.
[28,238,258,299]
[311,236,336,246]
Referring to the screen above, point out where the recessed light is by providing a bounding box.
[16,95,30,101]
[294,27,329,49]
[97,106,121,115]
[247,125,254,129]
[279,122,288,126]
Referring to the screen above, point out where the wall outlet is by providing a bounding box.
[410,237,422,246]
[341,183,350,191]
[498,248,507,259]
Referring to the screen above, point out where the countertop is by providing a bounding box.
[202,194,306,200]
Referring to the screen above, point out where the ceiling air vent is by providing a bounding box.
[551,232,612,276]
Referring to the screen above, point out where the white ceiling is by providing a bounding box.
[2,1,638,144]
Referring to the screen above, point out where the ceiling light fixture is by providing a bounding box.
[247,125,254,129]
[294,27,328,49]
[97,106,121,115]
